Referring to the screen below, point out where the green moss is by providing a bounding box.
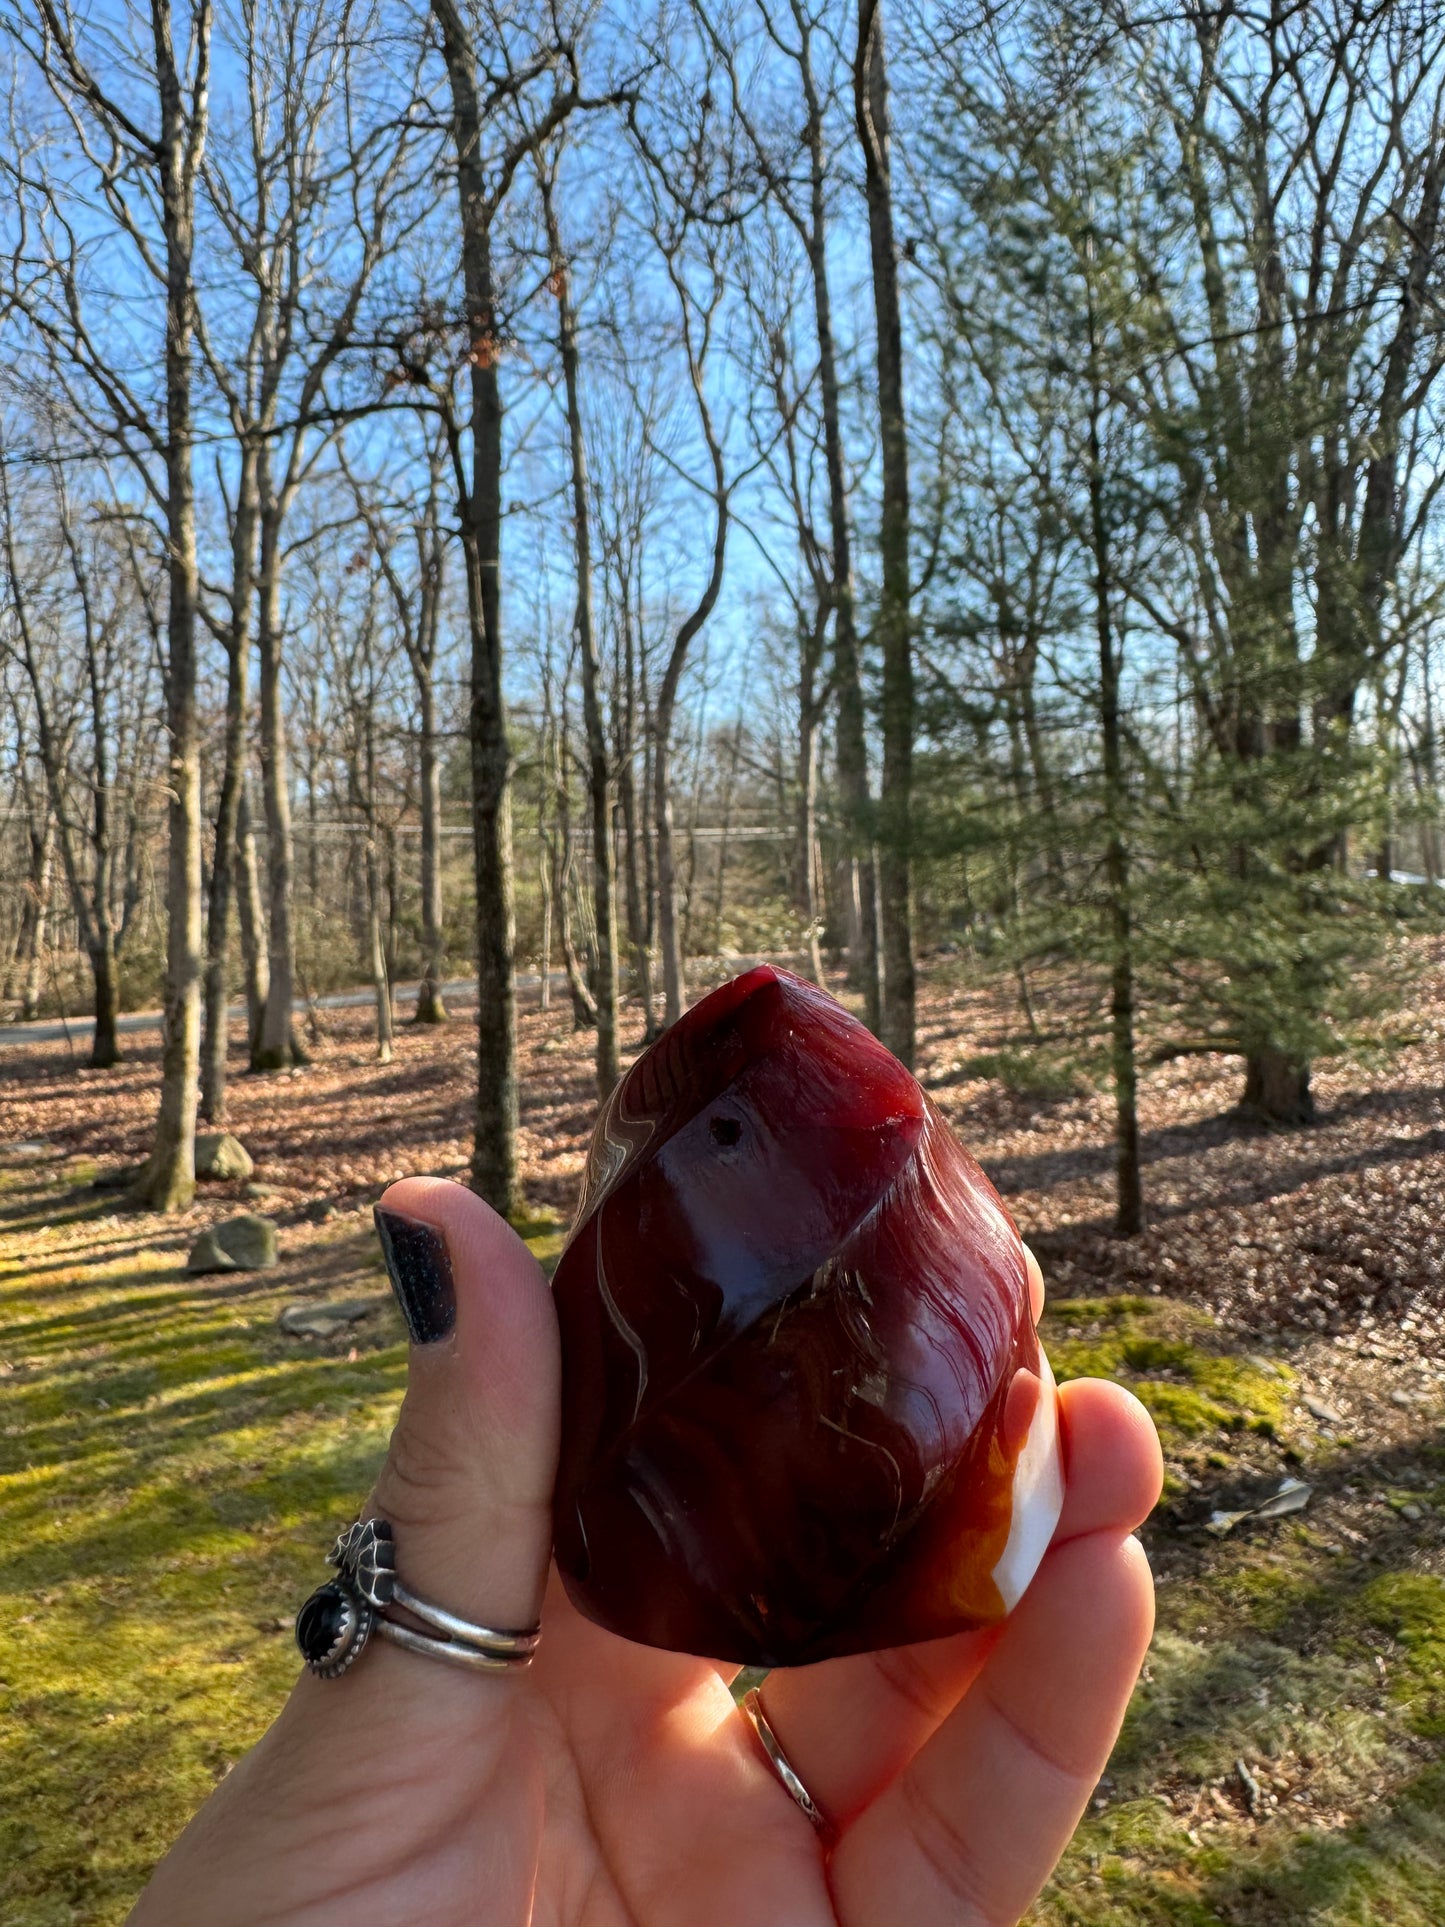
[523,1228,566,1274]
[1047,1296,1155,1321]
[0,1175,408,1926]
[1201,1761,1445,1927]
[511,1211,567,1275]
[1352,1572,1445,1737]
[1043,1298,1293,1450]
[1037,1584,1439,1927]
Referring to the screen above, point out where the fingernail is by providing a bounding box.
[374,1207,456,1344]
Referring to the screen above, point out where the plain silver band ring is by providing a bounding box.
[742,1688,828,1833]
[376,1616,535,1673]
[390,1579,541,1660]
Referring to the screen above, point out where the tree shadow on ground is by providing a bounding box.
[983,1111,1445,1218]
[8,1353,404,1591]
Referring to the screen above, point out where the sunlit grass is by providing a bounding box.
[0,1168,564,1927]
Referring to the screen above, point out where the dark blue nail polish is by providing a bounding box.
[374,1208,456,1343]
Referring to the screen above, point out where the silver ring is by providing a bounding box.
[373,1616,535,1673]
[389,1577,541,1660]
[742,1688,829,1833]
[295,1518,541,1680]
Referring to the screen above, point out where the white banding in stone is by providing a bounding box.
[990,1350,1065,1614]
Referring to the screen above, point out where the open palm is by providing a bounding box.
[131,1178,1160,1927]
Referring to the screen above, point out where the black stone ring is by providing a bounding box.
[295,1518,542,1679]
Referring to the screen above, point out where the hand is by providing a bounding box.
[131,1176,1162,1927]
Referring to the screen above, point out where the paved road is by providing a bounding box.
[0,978,493,1048]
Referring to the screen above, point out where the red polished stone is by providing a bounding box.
[551,965,1061,1666]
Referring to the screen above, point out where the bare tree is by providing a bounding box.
[625,65,759,1027]
[5,0,214,1205]
[592,359,665,1038]
[0,451,130,1063]
[317,559,401,1062]
[199,0,426,1078]
[198,425,259,1119]
[539,143,618,1094]
[1084,254,1143,1235]
[427,0,624,1207]
[339,430,452,1026]
[855,0,915,1066]
[701,0,883,1019]
[0,681,53,1021]
[538,638,600,1033]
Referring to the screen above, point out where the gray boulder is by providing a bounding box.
[194,1132,255,1181]
[279,1295,390,1339]
[187,1212,277,1273]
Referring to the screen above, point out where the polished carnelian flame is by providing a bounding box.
[551,965,1063,1666]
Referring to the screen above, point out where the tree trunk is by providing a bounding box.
[91,935,122,1072]
[618,601,657,1037]
[837,853,862,967]
[794,590,829,987]
[1420,628,1440,888]
[71,529,125,1073]
[132,0,207,1213]
[714,719,743,954]
[545,169,617,1095]
[549,723,597,1032]
[651,360,729,1028]
[653,719,685,1025]
[1087,365,1143,1236]
[1243,1047,1315,1125]
[801,12,880,1028]
[556,847,596,1031]
[366,833,394,1064]
[383,824,399,994]
[414,668,447,1023]
[236,769,269,1053]
[201,447,258,1120]
[856,0,915,1068]
[432,0,522,1214]
[19,811,52,1020]
[254,484,306,1071]
[640,651,658,982]
[679,714,708,965]
[798,716,826,988]
[306,715,321,900]
[538,841,552,1012]
[6,554,123,1066]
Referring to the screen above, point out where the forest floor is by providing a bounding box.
[2,952,1443,1926]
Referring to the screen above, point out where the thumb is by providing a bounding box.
[127,1181,561,1925]
[367,1175,560,1645]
